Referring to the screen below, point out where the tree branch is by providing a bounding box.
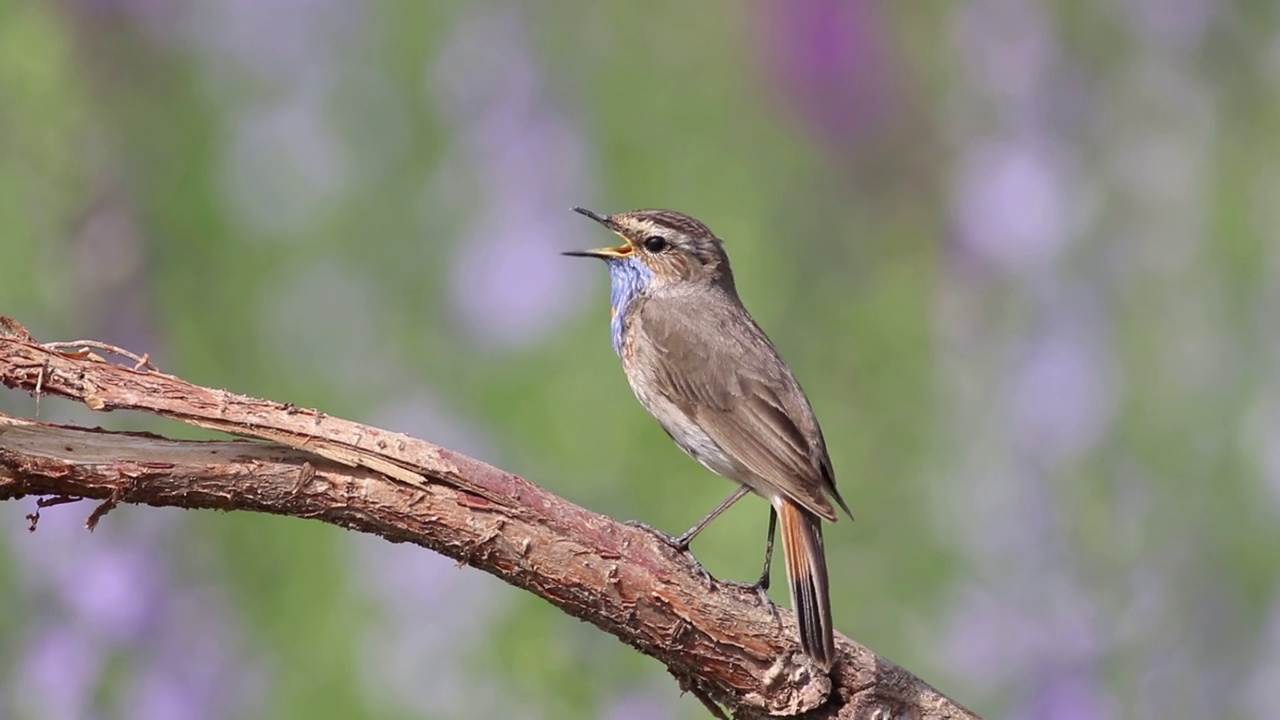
[0,319,979,719]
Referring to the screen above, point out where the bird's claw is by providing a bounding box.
[623,519,691,552]
[721,576,781,627]
[624,519,715,587]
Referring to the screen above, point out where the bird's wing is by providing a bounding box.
[634,294,846,521]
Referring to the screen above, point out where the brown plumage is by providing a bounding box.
[566,207,851,670]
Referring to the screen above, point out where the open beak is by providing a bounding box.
[563,207,635,259]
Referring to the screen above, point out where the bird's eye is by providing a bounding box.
[642,235,669,253]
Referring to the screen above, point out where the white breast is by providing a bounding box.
[627,375,746,484]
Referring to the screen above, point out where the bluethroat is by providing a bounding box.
[565,207,851,670]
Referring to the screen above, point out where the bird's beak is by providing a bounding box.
[563,207,635,259]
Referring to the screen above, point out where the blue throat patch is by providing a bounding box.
[604,257,653,356]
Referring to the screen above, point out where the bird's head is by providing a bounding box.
[564,207,735,290]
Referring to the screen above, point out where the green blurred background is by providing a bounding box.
[2,1,1278,718]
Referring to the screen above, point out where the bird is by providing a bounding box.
[563,206,851,670]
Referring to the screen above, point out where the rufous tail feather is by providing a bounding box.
[778,499,834,669]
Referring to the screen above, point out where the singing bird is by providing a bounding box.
[564,207,851,669]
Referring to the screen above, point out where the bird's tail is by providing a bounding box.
[778,499,834,669]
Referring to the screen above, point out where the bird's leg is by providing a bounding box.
[624,485,752,588]
[720,508,780,627]
[754,507,778,591]
[626,486,778,624]
[672,485,752,551]
[626,485,752,551]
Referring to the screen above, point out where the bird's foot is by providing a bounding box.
[623,519,715,586]
[623,519,691,552]
[721,574,781,627]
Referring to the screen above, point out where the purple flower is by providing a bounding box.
[759,0,899,144]
[431,7,594,350]
[3,504,265,719]
[953,136,1078,275]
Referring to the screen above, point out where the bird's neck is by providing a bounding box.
[605,259,654,356]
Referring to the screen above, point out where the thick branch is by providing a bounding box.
[0,323,978,719]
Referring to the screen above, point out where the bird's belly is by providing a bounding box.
[628,378,746,484]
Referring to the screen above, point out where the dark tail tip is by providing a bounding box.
[779,501,835,670]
